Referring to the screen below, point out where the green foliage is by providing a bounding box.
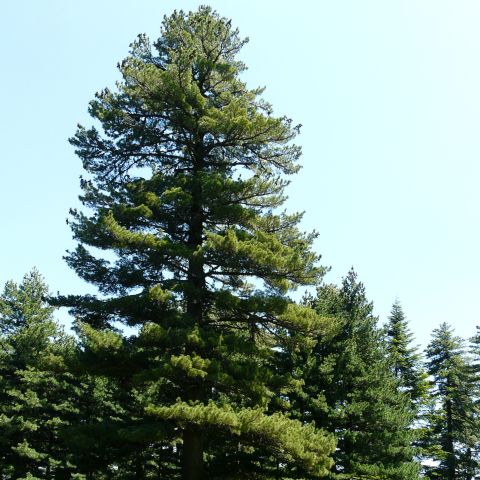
[295,270,420,480]
[58,6,335,479]
[423,323,479,480]
[0,270,79,479]
[147,401,334,477]
[385,300,428,405]
[0,268,54,337]
[8,7,478,480]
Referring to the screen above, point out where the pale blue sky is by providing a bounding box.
[1,1,479,347]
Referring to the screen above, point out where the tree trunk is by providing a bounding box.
[182,427,204,480]
[182,150,205,480]
[446,398,455,480]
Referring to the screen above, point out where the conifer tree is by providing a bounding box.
[59,7,335,479]
[469,326,480,476]
[424,323,478,480]
[0,270,79,479]
[296,270,420,480]
[385,300,427,406]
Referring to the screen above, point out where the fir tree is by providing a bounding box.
[59,7,335,479]
[469,326,480,477]
[424,323,478,480]
[297,270,420,480]
[385,300,428,405]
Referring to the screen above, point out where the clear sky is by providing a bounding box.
[1,0,479,348]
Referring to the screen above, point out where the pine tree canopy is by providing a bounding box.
[58,6,335,479]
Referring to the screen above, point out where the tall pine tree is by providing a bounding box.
[59,7,335,479]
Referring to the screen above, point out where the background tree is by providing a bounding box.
[295,270,420,480]
[424,322,478,480]
[467,326,480,477]
[59,7,335,479]
[385,300,427,406]
[0,270,79,479]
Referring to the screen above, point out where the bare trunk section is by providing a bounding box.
[183,427,204,480]
[446,397,455,480]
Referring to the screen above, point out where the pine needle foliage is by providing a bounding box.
[58,7,335,479]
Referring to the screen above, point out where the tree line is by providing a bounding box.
[1,6,479,480]
[1,270,479,479]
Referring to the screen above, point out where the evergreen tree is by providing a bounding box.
[60,362,134,479]
[385,300,428,405]
[296,270,420,480]
[424,323,478,480]
[59,7,335,479]
[0,270,79,479]
[469,326,480,478]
